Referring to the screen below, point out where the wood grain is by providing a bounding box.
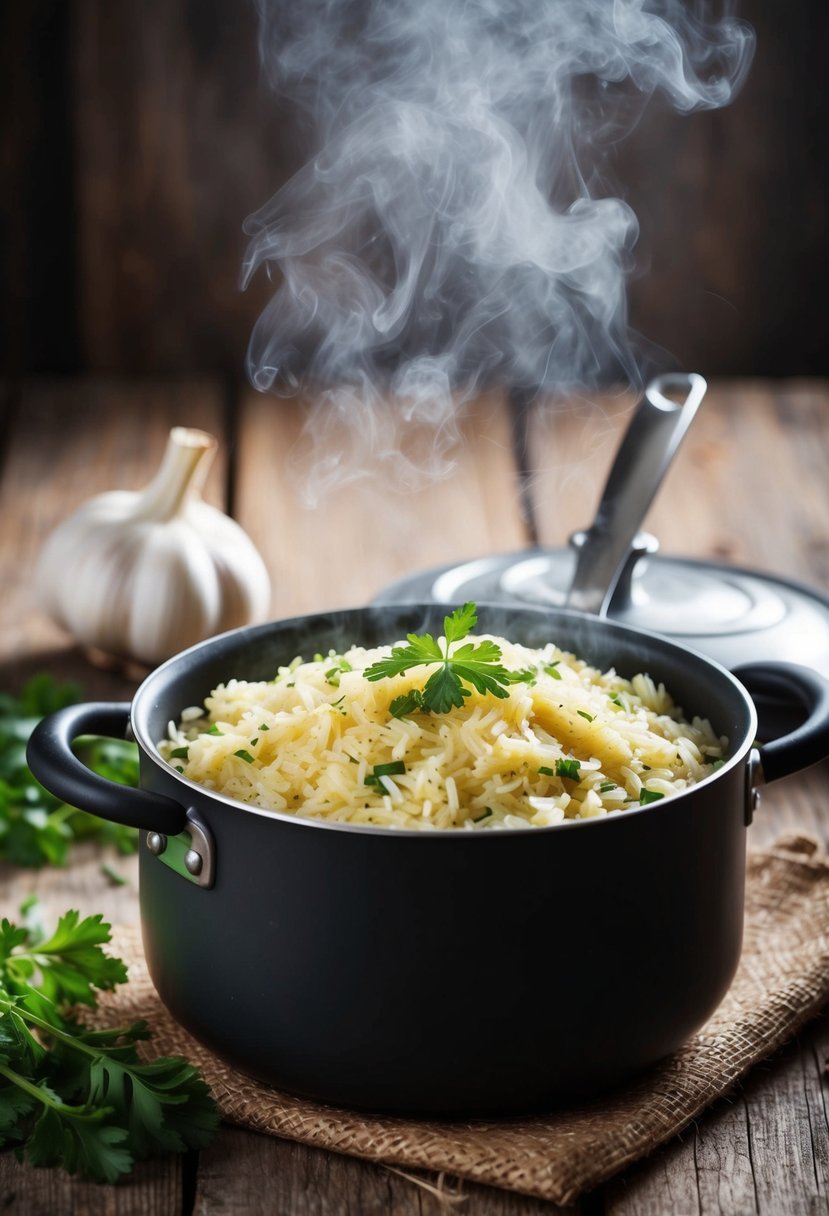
[0,379,229,942]
[528,380,829,583]
[0,378,228,673]
[0,1,78,376]
[70,0,293,374]
[234,388,529,617]
[606,1019,829,1215]
[5,3,829,377]
[0,1150,185,1216]
[2,378,829,1214]
[195,1127,573,1216]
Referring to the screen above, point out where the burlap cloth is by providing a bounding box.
[97,833,829,1206]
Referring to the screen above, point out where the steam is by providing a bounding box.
[242,0,754,495]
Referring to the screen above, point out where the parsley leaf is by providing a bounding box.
[0,910,127,1011]
[443,601,477,644]
[365,603,520,715]
[639,788,665,805]
[0,676,139,868]
[0,906,219,1183]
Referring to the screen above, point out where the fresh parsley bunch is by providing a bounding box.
[0,906,219,1182]
[0,674,139,866]
[364,602,534,716]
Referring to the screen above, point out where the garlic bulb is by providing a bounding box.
[37,427,271,666]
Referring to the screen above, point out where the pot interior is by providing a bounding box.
[133,602,756,795]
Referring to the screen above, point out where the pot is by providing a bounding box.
[27,603,829,1115]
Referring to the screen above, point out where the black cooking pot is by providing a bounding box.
[27,603,829,1115]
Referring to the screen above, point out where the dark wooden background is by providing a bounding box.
[1,0,827,382]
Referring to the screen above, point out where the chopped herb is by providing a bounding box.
[609,692,623,707]
[544,663,562,680]
[472,809,493,822]
[258,723,270,731]
[324,658,353,687]
[555,758,581,780]
[233,750,255,765]
[576,710,594,722]
[712,758,726,770]
[599,781,617,793]
[206,724,223,736]
[250,738,259,747]
[174,765,185,774]
[641,764,651,771]
[538,766,555,777]
[639,788,665,805]
[365,760,407,786]
[170,746,189,760]
[100,863,128,887]
[365,603,521,715]
[331,695,345,707]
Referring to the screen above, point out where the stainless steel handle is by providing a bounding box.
[564,372,707,617]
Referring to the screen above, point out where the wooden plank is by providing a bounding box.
[234,389,529,617]
[0,3,79,376]
[71,0,291,374]
[0,379,227,1212]
[740,1032,829,1214]
[748,759,829,852]
[606,1018,829,1216]
[194,1126,574,1216]
[604,1098,755,1215]
[554,381,829,1213]
[3,378,829,1215]
[0,1152,185,1216]
[528,380,829,586]
[0,377,228,915]
[528,378,829,854]
[0,378,227,676]
[5,2,827,378]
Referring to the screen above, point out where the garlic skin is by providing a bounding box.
[37,428,271,666]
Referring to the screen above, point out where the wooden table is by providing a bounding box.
[1,378,828,1214]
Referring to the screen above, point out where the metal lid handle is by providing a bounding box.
[564,372,707,617]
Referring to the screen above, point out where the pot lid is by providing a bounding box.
[373,372,829,675]
[373,547,829,677]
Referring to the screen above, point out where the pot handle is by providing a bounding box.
[26,702,187,836]
[733,663,829,783]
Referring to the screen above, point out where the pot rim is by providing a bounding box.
[130,601,758,839]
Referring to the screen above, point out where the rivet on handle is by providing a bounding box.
[145,807,215,889]
[147,831,167,856]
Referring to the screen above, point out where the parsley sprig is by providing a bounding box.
[0,675,139,867]
[365,603,530,716]
[0,906,218,1183]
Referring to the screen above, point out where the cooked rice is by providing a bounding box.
[158,634,727,831]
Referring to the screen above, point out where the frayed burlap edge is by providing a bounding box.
[93,833,829,1206]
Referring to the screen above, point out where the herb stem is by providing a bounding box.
[14,1006,104,1059]
[0,1060,103,1119]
